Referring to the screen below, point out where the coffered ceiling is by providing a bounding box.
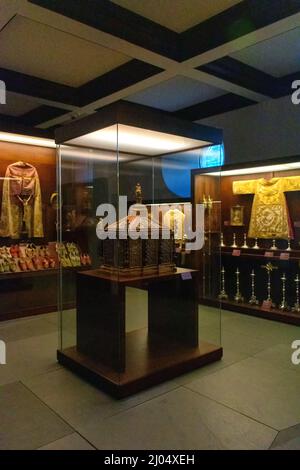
[0,0,299,138]
[111,0,243,33]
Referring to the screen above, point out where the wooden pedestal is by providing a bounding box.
[58,267,222,398]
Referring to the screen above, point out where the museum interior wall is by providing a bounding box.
[201,95,300,164]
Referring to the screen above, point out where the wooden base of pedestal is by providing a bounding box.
[57,329,222,398]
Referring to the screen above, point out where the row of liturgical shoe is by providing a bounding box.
[55,242,92,268]
[0,244,56,273]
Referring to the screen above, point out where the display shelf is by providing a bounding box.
[200,297,300,326]
[0,265,92,281]
[219,247,300,261]
[0,268,58,281]
[0,265,93,321]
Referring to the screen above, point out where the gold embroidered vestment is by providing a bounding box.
[233,176,300,239]
[0,162,44,239]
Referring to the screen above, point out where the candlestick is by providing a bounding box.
[220,232,225,248]
[234,268,244,303]
[218,266,228,300]
[286,237,292,251]
[261,262,278,307]
[271,239,278,250]
[279,273,289,311]
[249,269,259,305]
[292,274,300,313]
[253,238,259,249]
[231,233,237,248]
[242,233,248,249]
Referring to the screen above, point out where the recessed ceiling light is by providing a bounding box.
[205,162,300,176]
[0,132,56,148]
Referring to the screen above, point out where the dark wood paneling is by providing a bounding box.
[77,272,126,372]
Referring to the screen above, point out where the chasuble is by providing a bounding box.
[233,176,300,239]
[0,162,44,238]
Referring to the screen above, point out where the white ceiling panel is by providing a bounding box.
[125,76,225,111]
[112,0,243,33]
[231,27,300,77]
[0,15,130,87]
[0,92,38,117]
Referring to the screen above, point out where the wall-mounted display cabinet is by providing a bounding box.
[0,140,58,320]
[193,157,300,326]
[0,136,94,321]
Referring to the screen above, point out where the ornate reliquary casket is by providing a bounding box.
[100,210,176,277]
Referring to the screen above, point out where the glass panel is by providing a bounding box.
[156,149,222,349]
[58,127,121,379]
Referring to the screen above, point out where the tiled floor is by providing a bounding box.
[1,304,300,449]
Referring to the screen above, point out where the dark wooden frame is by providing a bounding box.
[55,101,223,147]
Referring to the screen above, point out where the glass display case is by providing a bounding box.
[56,101,223,397]
[0,139,59,320]
[193,158,300,326]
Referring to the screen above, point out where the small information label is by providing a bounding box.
[264,251,274,257]
[261,300,272,311]
[181,272,192,281]
[232,250,241,257]
[280,252,290,260]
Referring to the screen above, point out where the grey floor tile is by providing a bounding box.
[23,367,180,429]
[78,387,276,450]
[187,357,300,430]
[0,382,72,450]
[0,315,58,343]
[3,332,61,382]
[220,309,300,346]
[0,365,18,386]
[38,433,95,450]
[253,343,300,373]
[270,423,300,449]
[173,348,248,385]
[220,330,273,356]
[272,437,300,450]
